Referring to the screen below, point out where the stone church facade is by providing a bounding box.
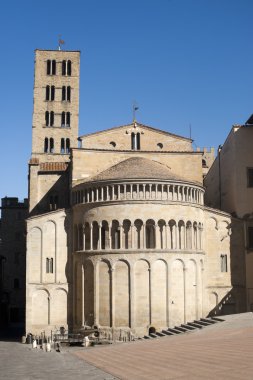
[25,49,246,337]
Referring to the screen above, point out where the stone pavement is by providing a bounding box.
[73,313,253,380]
[0,340,118,380]
[1,313,253,380]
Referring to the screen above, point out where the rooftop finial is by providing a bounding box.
[133,101,139,122]
[58,35,65,51]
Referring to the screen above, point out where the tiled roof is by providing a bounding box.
[86,157,188,182]
[39,162,68,172]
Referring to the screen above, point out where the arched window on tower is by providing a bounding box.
[67,86,71,101]
[67,60,72,76]
[45,85,55,101]
[47,60,56,75]
[62,60,72,76]
[66,138,70,153]
[62,86,66,101]
[49,138,54,153]
[61,138,65,154]
[45,111,54,126]
[44,138,49,153]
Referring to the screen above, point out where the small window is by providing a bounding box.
[110,141,116,148]
[14,278,20,289]
[202,159,207,167]
[131,132,140,150]
[61,138,65,154]
[49,195,58,210]
[46,258,54,273]
[49,138,54,153]
[62,60,72,76]
[44,138,49,153]
[45,85,55,101]
[66,138,70,153]
[248,226,253,249]
[45,111,54,127]
[61,112,71,127]
[47,60,56,75]
[157,143,163,149]
[247,168,253,187]
[220,254,228,272]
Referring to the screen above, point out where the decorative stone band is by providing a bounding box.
[72,180,204,206]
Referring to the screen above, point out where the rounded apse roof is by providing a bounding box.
[83,157,194,184]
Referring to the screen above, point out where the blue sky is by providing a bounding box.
[1,0,253,201]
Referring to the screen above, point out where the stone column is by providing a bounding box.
[148,267,152,325]
[165,223,168,249]
[118,185,121,200]
[131,223,134,249]
[106,186,109,201]
[91,189,94,202]
[129,264,135,328]
[149,184,152,199]
[112,185,115,200]
[83,225,86,251]
[93,261,99,326]
[143,184,146,199]
[98,223,102,250]
[172,185,175,201]
[124,184,127,199]
[120,224,123,249]
[137,184,140,199]
[96,187,99,202]
[110,267,115,327]
[109,223,112,249]
[143,223,146,249]
[161,184,164,200]
[155,184,158,199]
[155,224,160,249]
[101,186,104,201]
[90,223,93,251]
[81,264,85,326]
[183,267,187,323]
[130,184,133,199]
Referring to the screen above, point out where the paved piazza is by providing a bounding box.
[1,313,253,380]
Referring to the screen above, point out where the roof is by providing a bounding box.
[81,157,195,184]
[79,121,193,142]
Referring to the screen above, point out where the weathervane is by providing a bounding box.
[133,101,139,122]
[58,35,65,51]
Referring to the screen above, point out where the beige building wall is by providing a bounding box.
[26,209,71,334]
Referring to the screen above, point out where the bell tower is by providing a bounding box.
[29,49,80,214]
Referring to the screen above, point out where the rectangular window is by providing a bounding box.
[247,168,253,187]
[220,254,228,272]
[46,258,54,273]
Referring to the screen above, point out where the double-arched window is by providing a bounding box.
[131,132,140,150]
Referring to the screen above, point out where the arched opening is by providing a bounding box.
[186,221,192,249]
[67,60,72,76]
[136,132,140,150]
[134,219,143,249]
[149,326,156,335]
[178,220,185,249]
[101,220,109,249]
[111,220,120,249]
[123,219,131,249]
[146,219,155,249]
[158,219,166,249]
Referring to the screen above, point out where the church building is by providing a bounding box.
[25,49,246,338]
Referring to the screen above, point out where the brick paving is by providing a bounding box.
[73,313,253,380]
[1,313,253,379]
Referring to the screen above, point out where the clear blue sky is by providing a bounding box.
[1,0,253,201]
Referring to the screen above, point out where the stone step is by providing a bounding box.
[211,317,225,322]
[167,328,182,334]
[149,333,158,338]
[173,326,189,333]
[194,320,210,326]
[144,335,152,339]
[187,322,203,329]
[181,324,196,330]
[162,330,175,336]
[156,332,166,337]
[200,318,217,324]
